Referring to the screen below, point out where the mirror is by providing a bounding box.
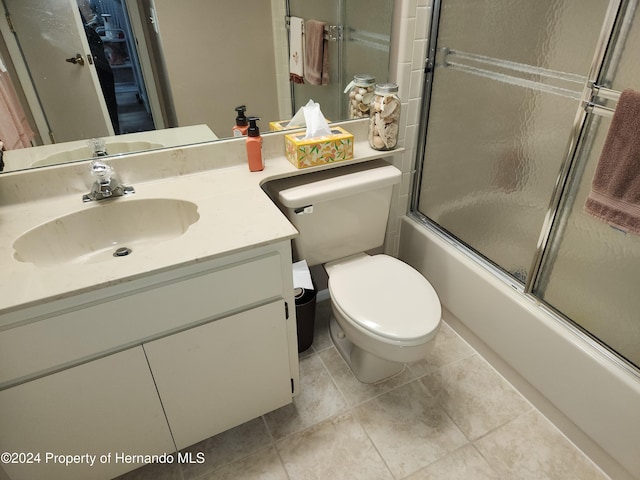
[0,0,394,173]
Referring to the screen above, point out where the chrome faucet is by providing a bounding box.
[82,161,135,202]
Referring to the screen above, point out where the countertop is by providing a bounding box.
[0,119,400,316]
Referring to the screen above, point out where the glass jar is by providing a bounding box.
[344,74,375,119]
[368,83,401,151]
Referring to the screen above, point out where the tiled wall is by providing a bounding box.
[385,0,431,255]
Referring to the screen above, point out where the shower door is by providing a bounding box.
[533,2,640,368]
[415,0,610,282]
[414,0,640,369]
[287,0,393,121]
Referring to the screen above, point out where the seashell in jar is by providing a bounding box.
[372,135,385,149]
[380,99,398,118]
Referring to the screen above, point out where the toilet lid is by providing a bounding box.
[328,255,441,342]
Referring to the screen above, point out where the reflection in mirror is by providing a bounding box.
[0,0,393,172]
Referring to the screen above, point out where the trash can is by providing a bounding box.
[294,286,317,353]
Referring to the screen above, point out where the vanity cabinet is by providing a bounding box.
[145,300,292,450]
[0,347,175,480]
[0,242,299,480]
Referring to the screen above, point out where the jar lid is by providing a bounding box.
[353,74,375,86]
[375,82,399,94]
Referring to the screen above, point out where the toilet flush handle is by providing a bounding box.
[294,205,314,215]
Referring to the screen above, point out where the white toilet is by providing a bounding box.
[269,160,441,383]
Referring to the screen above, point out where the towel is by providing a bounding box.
[304,20,329,86]
[585,89,640,235]
[289,17,304,84]
[0,73,34,151]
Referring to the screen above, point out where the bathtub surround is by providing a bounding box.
[399,217,640,480]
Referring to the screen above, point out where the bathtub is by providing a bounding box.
[399,214,640,480]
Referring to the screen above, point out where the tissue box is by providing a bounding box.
[270,120,301,131]
[285,126,354,169]
[270,119,330,131]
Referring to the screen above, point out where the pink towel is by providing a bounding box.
[304,20,329,86]
[0,73,34,150]
[585,89,640,234]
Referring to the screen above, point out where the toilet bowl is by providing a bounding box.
[265,160,442,383]
[326,253,441,383]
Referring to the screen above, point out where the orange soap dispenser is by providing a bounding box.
[246,117,264,172]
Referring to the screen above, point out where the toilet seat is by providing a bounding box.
[328,255,441,343]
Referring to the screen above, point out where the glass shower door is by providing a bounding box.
[415,0,610,283]
[533,2,640,368]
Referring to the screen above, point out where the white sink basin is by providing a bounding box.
[13,198,199,266]
[30,141,164,167]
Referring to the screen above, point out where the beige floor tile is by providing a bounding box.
[179,416,271,478]
[113,461,182,480]
[199,447,288,480]
[355,381,468,478]
[421,354,531,440]
[263,352,347,439]
[409,322,476,377]
[475,409,610,480]
[318,346,416,406]
[277,412,393,480]
[404,443,501,480]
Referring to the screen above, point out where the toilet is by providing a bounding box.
[268,160,441,383]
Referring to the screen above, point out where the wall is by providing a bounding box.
[151,1,282,137]
[381,0,432,255]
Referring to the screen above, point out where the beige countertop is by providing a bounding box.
[0,119,399,316]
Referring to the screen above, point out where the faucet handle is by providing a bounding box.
[90,160,113,183]
[88,138,107,157]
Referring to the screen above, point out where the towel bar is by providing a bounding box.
[584,102,615,118]
[285,16,341,41]
[585,84,623,118]
[591,84,622,102]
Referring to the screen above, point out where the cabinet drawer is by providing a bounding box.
[0,252,284,387]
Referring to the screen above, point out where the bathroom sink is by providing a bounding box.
[30,141,164,167]
[13,198,199,266]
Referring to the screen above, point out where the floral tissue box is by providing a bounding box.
[285,126,354,169]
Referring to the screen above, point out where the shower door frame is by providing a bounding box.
[410,0,640,376]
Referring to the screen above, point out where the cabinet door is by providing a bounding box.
[144,301,292,450]
[0,347,175,480]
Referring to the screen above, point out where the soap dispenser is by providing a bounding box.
[232,105,249,137]
[246,117,264,172]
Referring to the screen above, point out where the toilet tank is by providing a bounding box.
[267,160,401,266]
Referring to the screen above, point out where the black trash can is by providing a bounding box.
[294,286,317,353]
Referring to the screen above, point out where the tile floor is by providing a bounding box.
[118,299,610,480]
